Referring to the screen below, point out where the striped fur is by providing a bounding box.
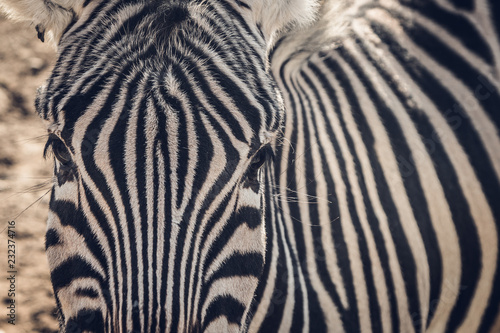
[259,0,500,332]
[1,0,500,331]
[32,0,288,331]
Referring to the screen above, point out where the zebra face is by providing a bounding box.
[33,1,286,331]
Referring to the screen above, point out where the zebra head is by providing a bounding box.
[0,0,319,331]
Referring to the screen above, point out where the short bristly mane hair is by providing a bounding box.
[0,0,347,53]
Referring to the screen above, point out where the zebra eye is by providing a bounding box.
[247,146,272,181]
[44,135,72,166]
[250,149,268,172]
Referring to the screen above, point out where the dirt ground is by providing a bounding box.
[0,14,60,333]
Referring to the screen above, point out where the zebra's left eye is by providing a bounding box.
[247,145,273,181]
[44,134,72,166]
[250,149,268,172]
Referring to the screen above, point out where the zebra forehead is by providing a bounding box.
[32,14,287,145]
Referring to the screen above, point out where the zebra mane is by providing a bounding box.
[271,0,350,73]
[245,0,320,46]
[0,0,326,48]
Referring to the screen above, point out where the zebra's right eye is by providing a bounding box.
[44,135,72,166]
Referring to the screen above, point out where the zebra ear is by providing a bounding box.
[0,0,84,44]
[247,0,320,44]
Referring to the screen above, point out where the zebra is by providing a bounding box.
[1,0,500,332]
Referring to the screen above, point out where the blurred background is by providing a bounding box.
[0,14,60,333]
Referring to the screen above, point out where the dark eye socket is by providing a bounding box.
[247,145,273,180]
[250,149,268,171]
[44,134,72,166]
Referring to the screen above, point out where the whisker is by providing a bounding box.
[0,189,51,234]
[14,189,51,220]
[15,134,49,144]
[4,178,54,199]
[17,179,54,194]
[270,185,333,204]
[276,205,340,227]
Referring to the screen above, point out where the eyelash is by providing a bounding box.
[253,145,273,165]
[43,134,73,166]
[43,135,57,160]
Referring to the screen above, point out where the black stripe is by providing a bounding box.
[235,1,251,10]
[170,95,189,211]
[75,287,100,299]
[66,308,105,333]
[206,252,264,285]
[448,0,474,11]
[235,206,263,229]
[51,256,103,291]
[202,296,246,329]
[45,228,61,249]
[491,0,500,49]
